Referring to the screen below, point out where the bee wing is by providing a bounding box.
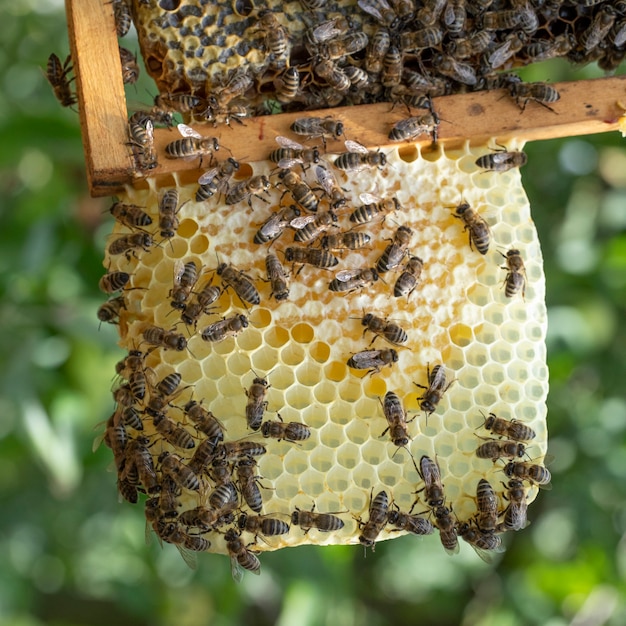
[351,350,382,364]
[443,540,461,556]
[420,456,441,485]
[429,365,447,390]
[276,135,304,150]
[177,123,202,139]
[335,269,364,281]
[230,555,246,583]
[290,215,317,229]
[313,21,343,42]
[145,119,154,142]
[173,259,186,284]
[357,0,387,22]
[359,192,380,204]
[198,166,219,185]
[175,544,198,570]
[315,165,334,191]
[467,543,503,563]
[344,139,368,154]
[278,156,304,169]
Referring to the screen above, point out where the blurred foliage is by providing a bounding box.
[0,2,625,626]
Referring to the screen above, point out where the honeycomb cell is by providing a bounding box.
[291,322,314,344]
[337,442,360,470]
[295,361,322,387]
[326,466,350,495]
[313,381,338,405]
[264,325,290,348]
[237,327,262,352]
[251,347,279,372]
[309,341,330,364]
[309,445,335,473]
[280,342,305,366]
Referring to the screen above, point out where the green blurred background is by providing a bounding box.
[1,2,626,625]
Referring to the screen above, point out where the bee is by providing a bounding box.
[291,117,345,146]
[152,412,195,450]
[381,390,411,447]
[453,202,490,255]
[334,140,387,171]
[443,0,466,33]
[112,383,135,409]
[170,260,198,311]
[480,9,521,30]
[276,169,318,214]
[399,27,443,51]
[432,54,477,86]
[239,513,290,537]
[365,27,390,74]
[254,205,300,245]
[109,202,152,229]
[103,415,127,470]
[347,348,398,374]
[483,412,536,442]
[291,503,345,533]
[393,255,423,299]
[225,175,271,208]
[414,364,453,419]
[142,325,187,351]
[217,263,260,306]
[245,376,269,431]
[126,364,148,403]
[128,118,158,172]
[97,296,125,325]
[119,46,139,84]
[321,232,371,251]
[181,279,221,327]
[476,478,499,533]
[313,57,351,93]
[303,17,350,53]
[448,31,494,60]
[388,111,439,143]
[265,253,290,301]
[45,53,76,108]
[580,6,616,51]
[165,123,220,164]
[237,458,265,513]
[344,66,370,90]
[125,438,160,494]
[196,157,240,201]
[350,194,401,224]
[108,232,153,259]
[475,148,527,172]
[457,523,503,562]
[387,505,434,535]
[201,314,249,342]
[508,81,560,112]
[180,506,235,532]
[120,406,143,431]
[224,529,261,582]
[502,479,528,531]
[184,400,225,442]
[154,92,204,115]
[484,31,527,71]
[503,461,551,487]
[270,136,320,171]
[416,455,444,508]
[434,505,459,554]
[216,440,267,462]
[417,0,446,26]
[275,66,300,104]
[376,225,412,273]
[117,477,138,504]
[358,0,400,29]
[291,210,338,243]
[320,32,370,60]
[362,313,408,346]
[112,0,132,37]
[523,33,574,62]
[257,9,291,70]
[476,439,526,462]
[328,268,378,293]
[208,481,239,510]
[156,477,180,520]
[381,45,403,88]
[128,106,174,130]
[158,189,181,239]
[159,451,200,491]
[98,271,130,294]
[285,246,339,270]
[160,523,211,568]
[261,418,312,442]
[358,490,389,549]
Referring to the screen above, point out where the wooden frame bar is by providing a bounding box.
[66,0,626,198]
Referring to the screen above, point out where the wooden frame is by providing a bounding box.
[67,0,626,198]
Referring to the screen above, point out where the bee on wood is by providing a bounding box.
[285,246,339,270]
[183,400,225,442]
[453,202,490,255]
[381,390,411,448]
[98,271,130,294]
[476,478,499,533]
[245,376,269,431]
[475,147,527,172]
[291,503,345,533]
[350,195,401,224]
[393,255,423,299]
[97,296,125,325]
[357,490,389,550]
[503,461,551,487]
[261,418,311,442]
[316,165,347,209]
[238,513,290,538]
[509,81,560,112]
[321,232,371,252]
[329,268,379,293]
[170,260,199,311]
[347,348,398,374]
[237,458,265,513]
[388,111,439,143]
[225,175,271,208]
[476,439,526,462]
[201,314,249,342]
[165,123,220,165]
[270,136,320,170]
[210,71,253,111]
[159,452,200,491]
[119,46,139,84]
[254,205,300,245]
[483,411,536,442]
[376,225,413,273]
[334,140,387,172]
[158,189,181,239]
[414,364,453,420]
[224,529,261,582]
[362,314,408,346]
[196,157,240,202]
[291,210,338,243]
[108,232,153,260]
[501,479,528,531]
[142,325,187,351]
[217,263,260,306]
[45,53,76,108]
[291,117,344,146]
[109,202,152,229]
[127,117,157,172]
[265,253,290,301]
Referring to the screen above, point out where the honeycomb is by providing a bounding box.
[100,139,549,572]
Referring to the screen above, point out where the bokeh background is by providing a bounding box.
[1,2,626,625]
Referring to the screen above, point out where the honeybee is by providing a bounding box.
[414,364,453,419]
[417,0,446,25]
[201,314,249,342]
[224,529,261,582]
[503,461,551,487]
[316,165,347,209]
[124,356,148,401]
[334,140,387,172]
[278,169,321,213]
[261,418,312,442]
[157,477,180,520]
[480,9,521,30]
[432,54,477,86]
[580,5,616,51]
[265,253,290,301]
[102,416,127,469]
[476,439,526,462]
[159,451,200,491]
[112,0,131,37]
[454,202,490,255]
[245,376,269,431]
[237,458,265,513]
[196,157,240,201]
[362,313,408,346]
[291,210,338,243]
[239,513,290,537]
[313,57,351,93]
[434,505,459,554]
[475,147,527,172]
[350,194,401,224]
[254,205,300,245]
[152,412,195,450]
[98,271,130,294]
[142,325,187,351]
[291,503,345,532]
[322,232,371,251]
[358,0,400,29]
[508,81,559,112]
[120,406,143,431]
[502,479,528,531]
[119,46,139,84]
[128,118,158,172]
[45,53,76,108]
[484,31,527,70]
[416,455,444,508]
[158,189,181,239]
[376,225,413,273]
[457,523,503,562]
[208,481,239,510]
[300,0,328,9]
[217,262,260,306]
[216,440,267,462]
[185,438,218,476]
[320,32,370,60]
[483,411,536,442]
[210,71,253,110]
[275,66,300,104]
[225,175,271,208]
[291,117,344,146]
[381,45,403,88]
[358,490,389,550]
[399,27,443,51]
[97,296,125,325]
[476,478,498,533]
[170,260,198,310]
[181,279,221,327]
[365,27,390,74]
[112,384,135,409]
[179,506,235,532]
[165,123,220,164]
[184,400,225,442]
[523,33,574,62]
[117,477,138,504]
[303,17,350,53]
[387,505,434,535]
[125,438,160,494]
[108,233,153,259]
[448,31,494,59]
[154,92,204,115]
[257,9,291,69]
[129,106,174,130]
[270,136,320,171]
[285,246,339,269]
[393,255,423,299]
[443,0,465,33]
[388,111,439,143]
[328,268,378,293]
[160,523,211,568]
[381,390,411,447]
[344,66,370,90]
[109,202,152,229]
[347,348,398,374]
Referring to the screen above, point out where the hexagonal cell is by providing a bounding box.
[313,381,338,405]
